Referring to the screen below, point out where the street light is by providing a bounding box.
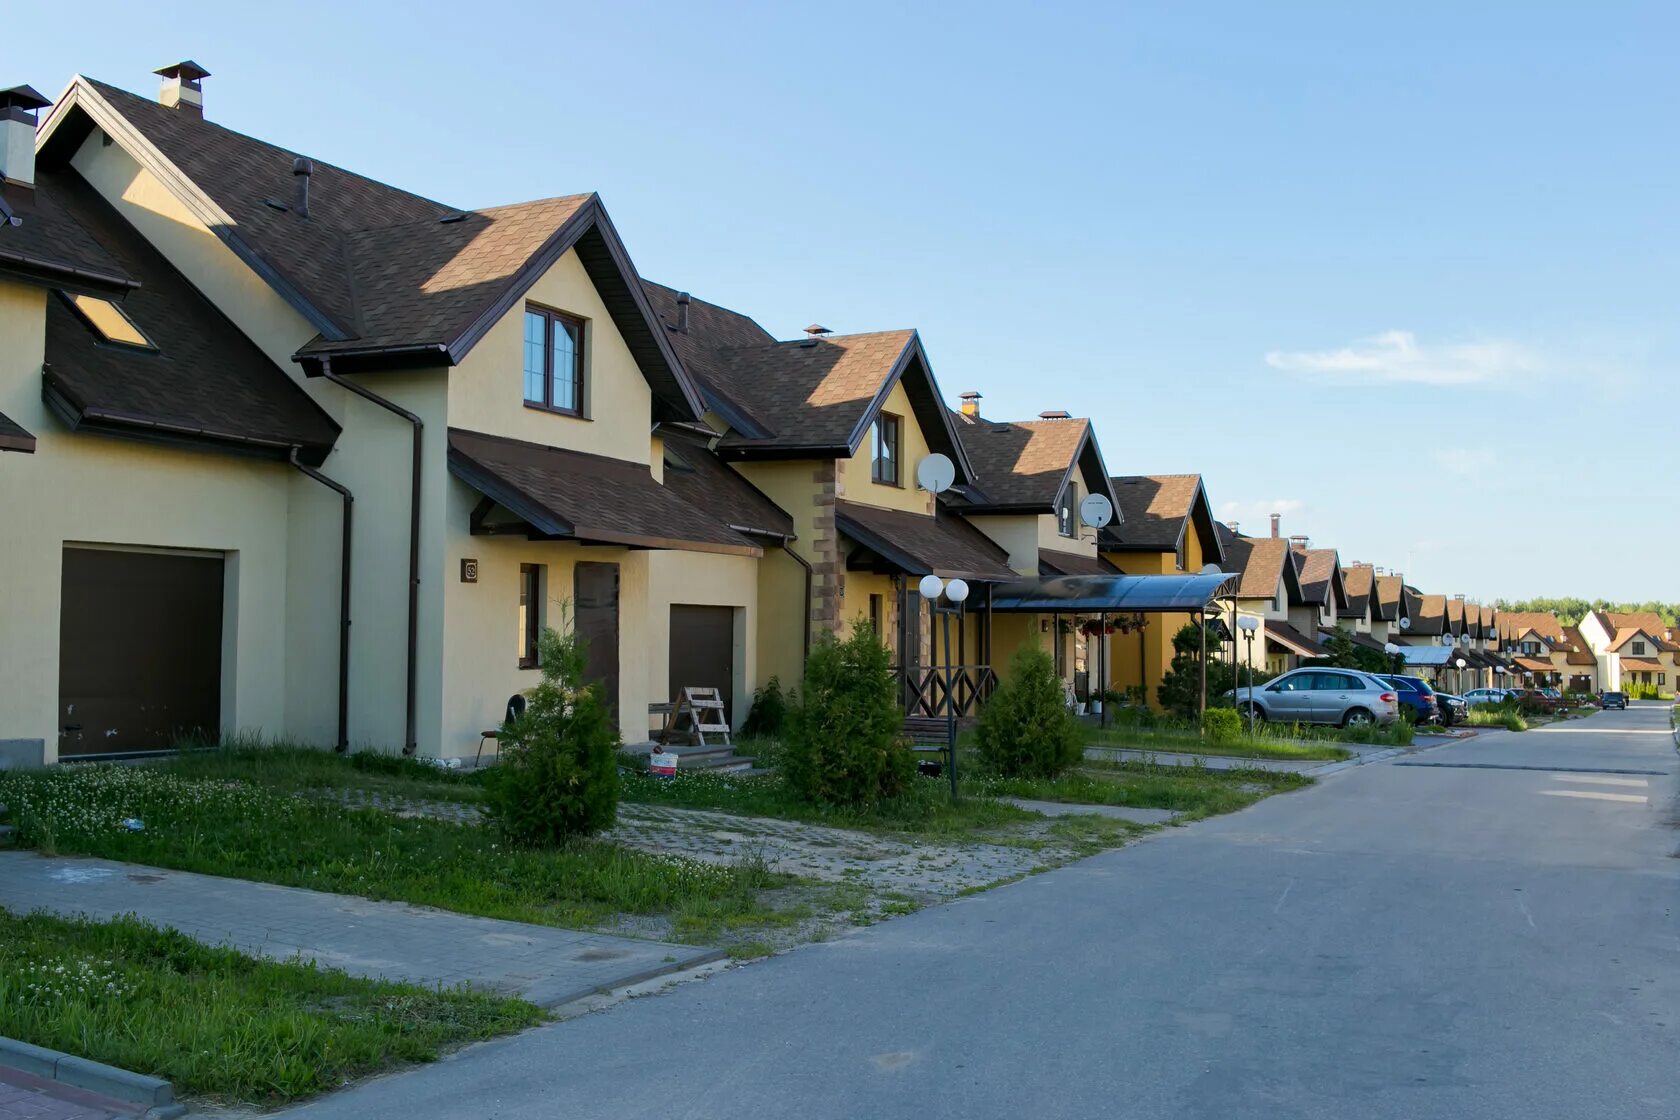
[1384,641,1401,675]
[918,574,967,800]
[1237,615,1260,734]
[1455,656,1468,698]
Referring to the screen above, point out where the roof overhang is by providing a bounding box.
[1265,622,1324,658]
[835,502,1015,582]
[987,571,1237,614]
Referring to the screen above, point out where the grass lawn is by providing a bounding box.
[1466,707,1528,731]
[0,756,799,945]
[966,760,1312,820]
[0,909,540,1105]
[1081,725,1352,762]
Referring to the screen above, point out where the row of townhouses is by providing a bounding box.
[3,66,1621,769]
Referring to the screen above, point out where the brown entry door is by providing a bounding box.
[669,605,734,724]
[574,562,620,723]
[59,547,224,756]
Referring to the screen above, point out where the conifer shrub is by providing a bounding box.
[784,625,912,805]
[1201,707,1243,745]
[741,675,792,739]
[976,646,1083,778]
[482,624,620,844]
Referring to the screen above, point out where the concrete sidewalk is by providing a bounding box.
[0,853,720,1008]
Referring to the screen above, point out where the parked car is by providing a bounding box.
[1600,690,1628,710]
[1463,688,1517,706]
[1509,688,1568,714]
[1540,687,1563,700]
[1225,668,1400,727]
[1377,674,1440,724]
[1434,692,1467,726]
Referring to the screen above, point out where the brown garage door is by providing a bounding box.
[59,547,224,756]
[669,605,734,724]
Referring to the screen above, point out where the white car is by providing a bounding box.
[1462,688,1516,706]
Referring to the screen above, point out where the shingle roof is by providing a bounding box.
[1498,611,1566,643]
[1404,590,1446,636]
[447,428,758,555]
[642,280,777,434]
[659,432,794,540]
[1266,620,1324,657]
[1100,475,1223,563]
[706,330,918,451]
[1341,563,1374,619]
[1558,627,1598,666]
[38,168,339,463]
[1602,611,1678,651]
[0,178,134,295]
[46,79,699,419]
[0,408,34,453]
[835,500,1016,582]
[1619,657,1664,672]
[1374,575,1404,621]
[1217,528,1296,602]
[1292,547,1340,607]
[1038,548,1118,577]
[951,416,1091,510]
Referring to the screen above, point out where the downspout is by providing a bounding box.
[289,447,353,751]
[322,363,422,756]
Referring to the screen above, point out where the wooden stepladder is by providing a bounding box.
[664,686,732,747]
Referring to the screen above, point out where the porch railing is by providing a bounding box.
[895,665,997,718]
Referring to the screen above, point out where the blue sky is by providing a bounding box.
[15,1,1677,600]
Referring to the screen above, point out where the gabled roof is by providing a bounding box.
[37,168,339,464]
[1558,626,1598,666]
[447,428,759,556]
[1340,563,1374,619]
[949,414,1116,514]
[1403,589,1446,636]
[1601,611,1678,651]
[659,429,794,541]
[1291,547,1346,610]
[1374,574,1404,622]
[642,280,776,436]
[1265,619,1324,658]
[1099,474,1225,564]
[835,500,1016,582]
[0,177,135,296]
[1498,611,1567,644]
[1215,525,1303,605]
[38,78,702,420]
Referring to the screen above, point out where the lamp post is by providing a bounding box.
[1236,615,1260,733]
[1455,656,1467,698]
[918,573,968,800]
[1384,641,1401,675]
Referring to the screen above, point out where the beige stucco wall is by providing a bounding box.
[835,380,933,515]
[0,282,299,763]
[754,546,808,694]
[966,513,1039,575]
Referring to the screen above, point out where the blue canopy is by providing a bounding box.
[986,572,1238,614]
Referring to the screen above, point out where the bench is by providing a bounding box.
[903,716,953,777]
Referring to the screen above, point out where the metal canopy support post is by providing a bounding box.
[942,607,957,801]
[1198,609,1208,723]
[1099,611,1107,729]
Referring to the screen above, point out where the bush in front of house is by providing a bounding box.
[741,675,793,739]
[784,624,912,805]
[976,646,1083,778]
[483,624,620,844]
[1157,622,1236,719]
[1201,707,1243,745]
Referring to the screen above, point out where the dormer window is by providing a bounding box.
[63,293,155,351]
[1057,482,1077,538]
[523,304,585,416]
[871,412,900,486]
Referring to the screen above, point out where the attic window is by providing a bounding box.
[65,294,156,351]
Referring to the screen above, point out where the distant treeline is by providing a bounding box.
[1494,598,1679,626]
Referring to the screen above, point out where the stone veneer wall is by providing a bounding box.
[809,460,842,643]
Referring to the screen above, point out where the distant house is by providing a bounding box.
[1577,611,1677,692]
[1215,525,1315,676]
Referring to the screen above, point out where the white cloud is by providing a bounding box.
[1264,330,1537,386]
[1431,449,1497,477]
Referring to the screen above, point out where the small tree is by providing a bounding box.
[483,620,620,845]
[784,624,912,805]
[976,646,1083,778]
[740,675,792,739]
[1317,627,1358,668]
[1157,622,1235,719]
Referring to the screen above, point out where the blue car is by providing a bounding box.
[1378,674,1440,724]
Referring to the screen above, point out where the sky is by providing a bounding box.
[12,1,1678,600]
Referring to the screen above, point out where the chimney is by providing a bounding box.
[1227,521,1239,534]
[674,291,691,333]
[292,158,313,219]
[1270,512,1281,538]
[959,390,982,417]
[1288,534,1310,549]
[800,323,832,348]
[0,85,51,189]
[1038,410,1071,420]
[155,61,210,117]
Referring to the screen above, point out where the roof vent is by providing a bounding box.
[0,85,51,189]
[800,323,831,348]
[1038,410,1072,420]
[154,61,209,117]
[292,158,313,219]
[674,291,691,333]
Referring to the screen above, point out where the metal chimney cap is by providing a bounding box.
[959,390,982,400]
[803,324,833,337]
[154,61,211,82]
[0,85,52,113]
[292,157,315,176]
[1038,410,1072,419]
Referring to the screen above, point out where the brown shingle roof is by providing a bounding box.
[1266,620,1324,657]
[1404,590,1446,636]
[49,80,699,420]
[447,428,758,556]
[835,500,1016,582]
[1374,574,1404,621]
[952,416,1091,510]
[1292,547,1341,607]
[1038,548,1118,577]
[1100,475,1222,564]
[707,330,917,451]
[642,281,776,435]
[1498,611,1567,643]
[1603,611,1678,651]
[659,432,794,540]
[39,168,339,463]
[1559,627,1598,666]
[1619,658,1664,672]
[0,178,134,295]
[1340,563,1374,619]
[1218,528,1297,602]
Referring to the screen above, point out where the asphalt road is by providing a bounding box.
[283,704,1679,1120]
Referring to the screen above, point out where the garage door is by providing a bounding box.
[669,605,735,724]
[59,547,224,756]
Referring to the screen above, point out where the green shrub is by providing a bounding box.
[784,624,912,805]
[482,623,620,844]
[741,675,793,738]
[1201,707,1242,745]
[1157,623,1235,718]
[976,646,1083,778]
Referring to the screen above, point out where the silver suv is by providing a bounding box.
[1227,668,1400,727]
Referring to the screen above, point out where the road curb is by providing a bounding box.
[1304,747,1404,778]
[0,1036,184,1118]
[529,948,731,1009]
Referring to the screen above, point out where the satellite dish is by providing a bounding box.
[915,454,955,494]
[1399,617,1412,630]
[1441,634,1455,647]
[1200,563,1222,576]
[1079,493,1114,529]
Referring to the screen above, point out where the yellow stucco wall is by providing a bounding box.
[835,380,933,515]
[754,546,808,693]
[1100,515,1213,709]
